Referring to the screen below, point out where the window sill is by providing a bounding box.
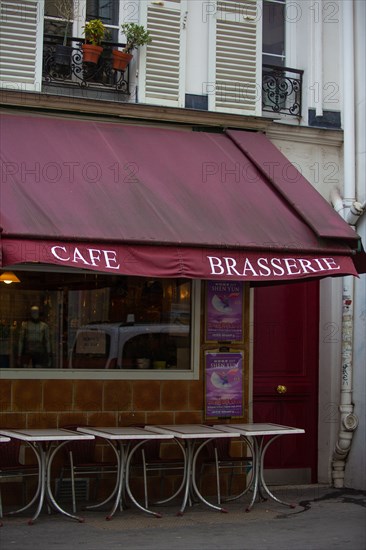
[0,368,199,380]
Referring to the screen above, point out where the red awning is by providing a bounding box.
[0,113,362,282]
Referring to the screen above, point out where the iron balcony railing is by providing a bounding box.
[43,39,302,116]
[262,64,303,117]
[43,35,130,95]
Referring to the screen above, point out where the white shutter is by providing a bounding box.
[208,0,262,115]
[138,0,186,107]
[0,0,43,91]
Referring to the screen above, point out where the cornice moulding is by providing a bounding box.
[0,90,274,132]
[0,90,343,147]
[266,122,344,147]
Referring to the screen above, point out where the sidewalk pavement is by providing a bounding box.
[1,485,365,550]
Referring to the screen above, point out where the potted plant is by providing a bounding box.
[82,19,108,64]
[112,23,152,71]
[53,0,76,66]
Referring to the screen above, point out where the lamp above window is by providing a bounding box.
[0,272,20,284]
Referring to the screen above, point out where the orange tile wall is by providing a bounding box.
[0,377,206,430]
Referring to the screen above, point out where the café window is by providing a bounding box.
[0,270,199,380]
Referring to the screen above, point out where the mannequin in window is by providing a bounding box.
[18,306,51,368]
[0,319,11,368]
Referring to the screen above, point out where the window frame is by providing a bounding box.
[0,272,201,381]
[43,0,123,44]
[262,0,286,67]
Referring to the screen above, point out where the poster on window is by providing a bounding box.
[205,281,243,342]
[76,330,106,355]
[205,351,244,419]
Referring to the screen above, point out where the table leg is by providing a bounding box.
[44,441,86,523]
[85,477,121,511]
[155,439,186,506]
[245,435,297,511]
[106,441,125,520]
[245,437,261,512]
[5,442,42,518]
[176,439,195,516]
[124,440,162,518]
[224,437,255,503]
[85,441,120,512]
[27,443,47,524]
[257,435,297,508]
[191,439,228,513]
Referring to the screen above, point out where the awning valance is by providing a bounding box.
[0,113,362,282]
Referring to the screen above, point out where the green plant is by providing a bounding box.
[82,19,108,46]
[120,23,152,54]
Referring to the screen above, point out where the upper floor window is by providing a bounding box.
[262,0,285,66]
[42,0,129,98]
[85,0,120,42]
[44,0,120,42]
[261,0,303,117]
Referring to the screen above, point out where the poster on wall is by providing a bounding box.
[205,351,244,419]
[205,281,244,342]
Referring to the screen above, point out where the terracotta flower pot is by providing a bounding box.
[82,43,103,64]
[112,50,133,71]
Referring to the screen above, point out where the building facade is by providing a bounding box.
[0,0,365,493]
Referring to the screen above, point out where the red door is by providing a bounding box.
[253,281,319,483]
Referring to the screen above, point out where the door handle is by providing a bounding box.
[276,385,287,394]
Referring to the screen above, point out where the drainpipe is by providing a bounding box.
[330,193,364,487]
[330,0,364,488]
[330,272,358,488]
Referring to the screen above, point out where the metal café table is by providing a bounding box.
[76,426,174,519]
[215,423,305,511]
[152,424,241,515]
[0,428,95,524]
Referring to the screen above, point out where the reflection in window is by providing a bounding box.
[44,0,74,41]
[44,0,120,42]
[86,0,119,25]
[0,273,191,371]
[262,0,285,66]
[86,0,119,42]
